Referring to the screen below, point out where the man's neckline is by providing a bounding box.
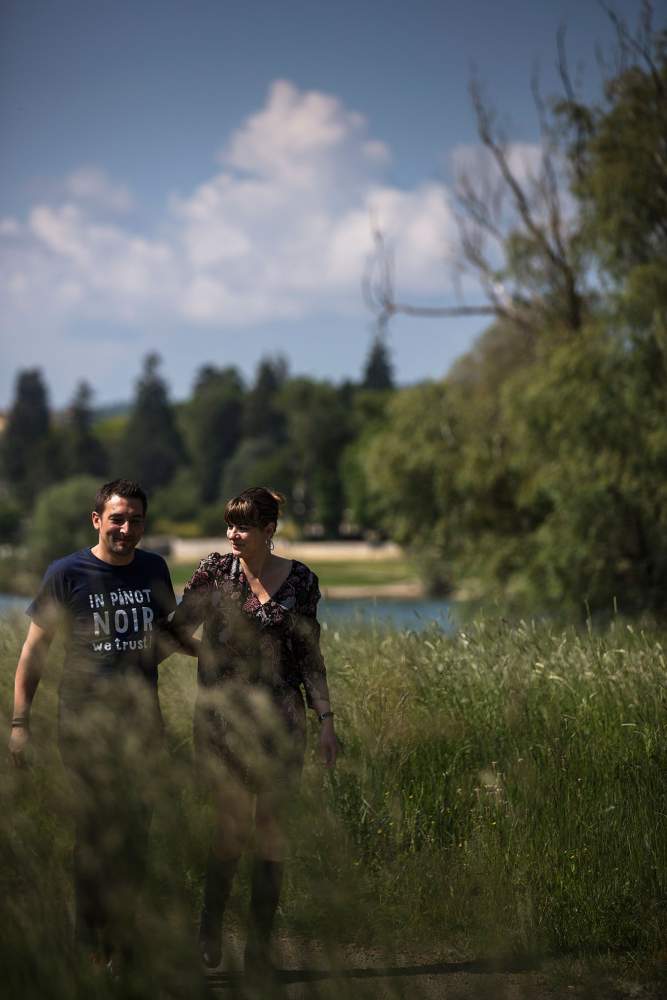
[88,546,138,568]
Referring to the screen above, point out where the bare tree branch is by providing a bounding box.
[556,24,591,187]
[601,0,663,95]
[362,226,497,331]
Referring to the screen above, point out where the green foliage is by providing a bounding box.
[93,411,128,456]
[355,20,667,614]
[341,388,393,534]
[360,381,456,592]
[183,365,244,505]
[279,378,354,535]
[120,354,186,494]
[504,327,667,613]
[2,370,61,504]
[150,468,201,527]
[0,496,22,545]
[362,333,394,390]
[27,476,99,571]
[196,502,228,537]
[242,355,288,443]
[61,381,108,479]
[219,437,292,504]
[563,49,667,288]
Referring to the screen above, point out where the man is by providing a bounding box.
[8,479,178,966]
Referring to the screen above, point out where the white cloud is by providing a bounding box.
[451,140,545,189]
[221,80,390,189]
[1,80,461,346]
[65,166,134,214]
[450,140,575,233]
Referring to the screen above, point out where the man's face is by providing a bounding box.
[92,494,145,562]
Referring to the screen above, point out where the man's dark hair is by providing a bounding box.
[94,480,148,516]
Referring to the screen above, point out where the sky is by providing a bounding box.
[0,0,646,409]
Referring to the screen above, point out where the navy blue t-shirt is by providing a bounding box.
[28,547,176,708]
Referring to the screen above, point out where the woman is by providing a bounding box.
[173,487,337,977]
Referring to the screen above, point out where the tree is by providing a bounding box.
[503,327,667,614]
[28,476,99,572]
[2,369,59,505]
[0,495,22,545]
[557,10,667,340]
[359,382,455,593]
[358,8,667,612]
[362,332,394,390]
[184,365,245,504]
[242,356,288,444]
[219,437,292,507]
[120,354,186,494]
[279,379,354,535]
[63,381,108,478]
[340,388,393,535]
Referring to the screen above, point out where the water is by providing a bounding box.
[1,592,457,632]
[319,596,457,631]
[0,593,26,615]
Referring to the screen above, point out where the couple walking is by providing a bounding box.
[8,479,338,981]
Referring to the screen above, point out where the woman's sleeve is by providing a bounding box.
[169,554,216,637]
[294,570,331,708]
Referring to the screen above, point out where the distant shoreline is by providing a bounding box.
[164,537,405,564]
[172,581,426,600]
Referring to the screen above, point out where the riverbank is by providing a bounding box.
[164,536,404,564]
[0,539,420,602]
[166,538,424,599]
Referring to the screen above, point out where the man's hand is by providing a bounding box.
[8,724,30,768]
[319,718,338,768]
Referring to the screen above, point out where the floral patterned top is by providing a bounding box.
[173,553,330,709]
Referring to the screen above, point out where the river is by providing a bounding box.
[0,592,458,632]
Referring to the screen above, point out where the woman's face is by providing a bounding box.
[226,521,274,559]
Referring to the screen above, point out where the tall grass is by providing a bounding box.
[2,612,667,997]
[310,619,667,956]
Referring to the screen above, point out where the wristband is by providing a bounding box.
[11,717,29,729]
[318,710,334,723]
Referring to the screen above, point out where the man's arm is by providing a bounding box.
[8,621,54,766]
[156,615,201,662]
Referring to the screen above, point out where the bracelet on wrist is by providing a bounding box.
[318,710,334,723]
[11,717,29,729]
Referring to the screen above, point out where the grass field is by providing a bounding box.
[2,614,667,997]
[168,557,419,590]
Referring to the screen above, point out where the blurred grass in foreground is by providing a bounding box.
[2,613,667,997]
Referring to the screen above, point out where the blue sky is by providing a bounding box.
[0,0,644,408]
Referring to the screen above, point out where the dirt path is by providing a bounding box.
[205,935,661,999]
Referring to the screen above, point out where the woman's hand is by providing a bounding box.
[319,718,338,768]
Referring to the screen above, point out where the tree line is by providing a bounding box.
[0,335,394,558]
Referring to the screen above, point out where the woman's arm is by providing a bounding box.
[295,570,338,767]
[168,554,219,646]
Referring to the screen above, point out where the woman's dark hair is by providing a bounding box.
[94,479,148,516]
[224,487,285,528]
